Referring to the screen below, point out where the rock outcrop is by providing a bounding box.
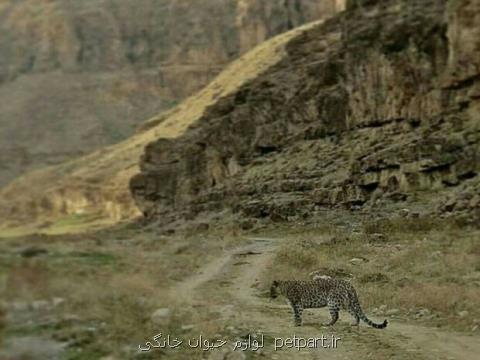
[0,0,342,186]
[0,20,321,226]
[130,0,480,225]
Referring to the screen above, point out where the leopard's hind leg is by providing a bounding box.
[347,306,360,326]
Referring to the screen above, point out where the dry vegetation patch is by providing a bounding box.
[0,224,245,359]
[261,216,480,332]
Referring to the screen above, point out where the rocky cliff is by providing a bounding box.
[130,0,480,226]
[0,20,323,227]
[0,0,342,187]
[1,0,478,231]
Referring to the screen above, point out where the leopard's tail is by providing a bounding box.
[350,292,388,329]
[358,311,388,329]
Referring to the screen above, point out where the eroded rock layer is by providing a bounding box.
[0,0,341,186]
[131,0,480,225]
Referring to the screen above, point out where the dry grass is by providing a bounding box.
[0,224,244,359]
[4,261,52,301]
[362,217,439,234]
[261,216,480,331]
[392,283,479,315]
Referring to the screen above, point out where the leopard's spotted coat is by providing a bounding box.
[270,278,388,329]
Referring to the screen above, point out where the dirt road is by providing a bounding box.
[171,237,480,360]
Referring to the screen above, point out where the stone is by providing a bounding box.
[10,301,29,312]
[386,308,400,316]
[349,258,367,265]
[62,314,82,323]
[31,300,50,311]
[51,297,65,308]
[458,310,469,318]
[369,233,386,242]
[181,324,195,331]
[194,222,210,232]
[469,195,480,208]
[415,308,431,318]
[444,198,457,212]
[151,308,171,324]
[399,208,410,217]
[239,219,255,230]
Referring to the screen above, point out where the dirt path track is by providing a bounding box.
[172,237,480,359]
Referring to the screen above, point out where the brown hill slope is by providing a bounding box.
[130,0,480,226]
[2,0,479,233]
[0,20,327,231]
[0,0,342,187]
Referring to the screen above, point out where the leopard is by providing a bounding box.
[270,278,388,329]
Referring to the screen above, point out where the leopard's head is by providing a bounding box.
[270,280,280,299]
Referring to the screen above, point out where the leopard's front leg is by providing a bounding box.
[291,301,304,326]
[322,299,340,327]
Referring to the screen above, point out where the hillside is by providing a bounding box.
[131,0,480,227]
[0,19,329,231]
[1,0,479,234]
[0,0,342,187]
